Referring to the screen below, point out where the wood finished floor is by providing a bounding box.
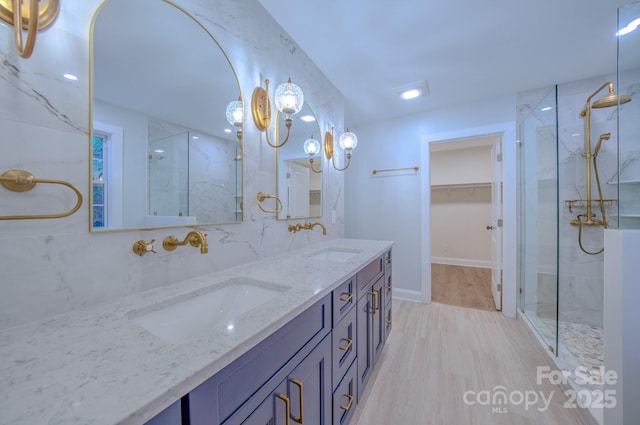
[352,300,585,425]
[431,264,497,312]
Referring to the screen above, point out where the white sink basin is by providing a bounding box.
[305,248,362,262]
[127,277,289,344]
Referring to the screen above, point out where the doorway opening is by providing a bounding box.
[429,134,502,311]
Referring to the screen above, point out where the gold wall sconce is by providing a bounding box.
[303,134,322,173]
[324,127,358,171]
[251,78,304,148]
[226,97,244,156]
[256,191,283,213]
[0,0,60,58]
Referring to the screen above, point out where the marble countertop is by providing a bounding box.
[0,238,393,425]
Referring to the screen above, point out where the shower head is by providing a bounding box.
[592,83,632,108]
[593,132,611,158]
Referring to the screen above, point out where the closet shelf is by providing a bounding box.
[431,182,491,189]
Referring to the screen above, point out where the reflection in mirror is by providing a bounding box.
[90,0,242,231]
[276,103,322,220]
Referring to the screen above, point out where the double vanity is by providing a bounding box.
[0,239,393,425]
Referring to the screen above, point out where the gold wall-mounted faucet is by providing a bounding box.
[163,230,208,254]
[132,239,157,256]
[288,222,327,235]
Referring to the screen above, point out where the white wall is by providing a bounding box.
[430,146,493,266]
[345,94,516,310]
[0,0,345,330]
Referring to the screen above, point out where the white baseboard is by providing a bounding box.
[431,256,492,269]
[392,288,430,303]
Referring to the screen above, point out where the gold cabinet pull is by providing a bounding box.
[386,283,392,290]
[340,394,354,411]
[369,290,377,315]
[339,338,352,351]
[386,316,392,324]
[339,292,353,302]
[290,378,304,424]
[375,289,381,312]
[277,393,291,425]
[385,256,391,263]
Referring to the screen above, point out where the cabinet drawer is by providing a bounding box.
[357,255,384,298]
[189,294,331,425]
[333,276,356,327]
[332,359,357,425]
[384,298,392,340]
[384,270,392,306]
[332,306,357,390]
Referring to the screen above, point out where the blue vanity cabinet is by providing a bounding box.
[332,359,357,425]
[383,249,393,342]
[188,294,331,425]
[356,255,387,402]
[230,334,332,425]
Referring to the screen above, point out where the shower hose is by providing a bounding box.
[575,152,607,256]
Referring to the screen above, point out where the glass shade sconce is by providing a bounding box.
[324,127,358,171]
[0,0,60,58]
[226,97,244,159]
[251,78,304,148]
[303,135,322,173]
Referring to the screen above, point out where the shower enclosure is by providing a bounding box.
[518,4,639,423]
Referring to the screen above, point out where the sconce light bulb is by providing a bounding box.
[226,100,244,127]
[339,129,358,151]
[275,78,304,116]
[304,136,321,157]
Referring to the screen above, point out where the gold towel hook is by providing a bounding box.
[0,0,60,58]
[0,169,83,220]
[256,191,283,213]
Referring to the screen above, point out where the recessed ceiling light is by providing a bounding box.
[395,80,430,101]
[224,128,232,133]
[300,115,316,122]
[63,73,78,81]
[154,149,164,153]
[192,136,199,139]
[401,89,422,100]
[541,106,553,111]
[617,18,640,36]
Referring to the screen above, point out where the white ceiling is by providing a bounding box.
[258,0,632,128]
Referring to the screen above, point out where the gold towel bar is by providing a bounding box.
[256,191,283,214]
[372,166,419,175]
[0,169,83,220]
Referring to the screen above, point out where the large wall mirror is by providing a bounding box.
[90,0,242,231]
[276,103,322,220]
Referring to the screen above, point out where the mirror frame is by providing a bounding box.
[275,102,323,220]
[89,0,243,232]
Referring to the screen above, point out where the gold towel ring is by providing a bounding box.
[0,0,60,58]
[0,169,83,220]
[256,191,283,214]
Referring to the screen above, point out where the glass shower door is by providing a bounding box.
[518,85,559,355]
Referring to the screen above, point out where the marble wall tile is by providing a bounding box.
[0,0,345,330]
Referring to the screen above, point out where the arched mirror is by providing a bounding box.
[90,0,242,231]
[276,103,322,220]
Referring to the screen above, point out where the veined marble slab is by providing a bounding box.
[0,238,393,425]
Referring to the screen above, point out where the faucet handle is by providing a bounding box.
[132,239,157,256]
